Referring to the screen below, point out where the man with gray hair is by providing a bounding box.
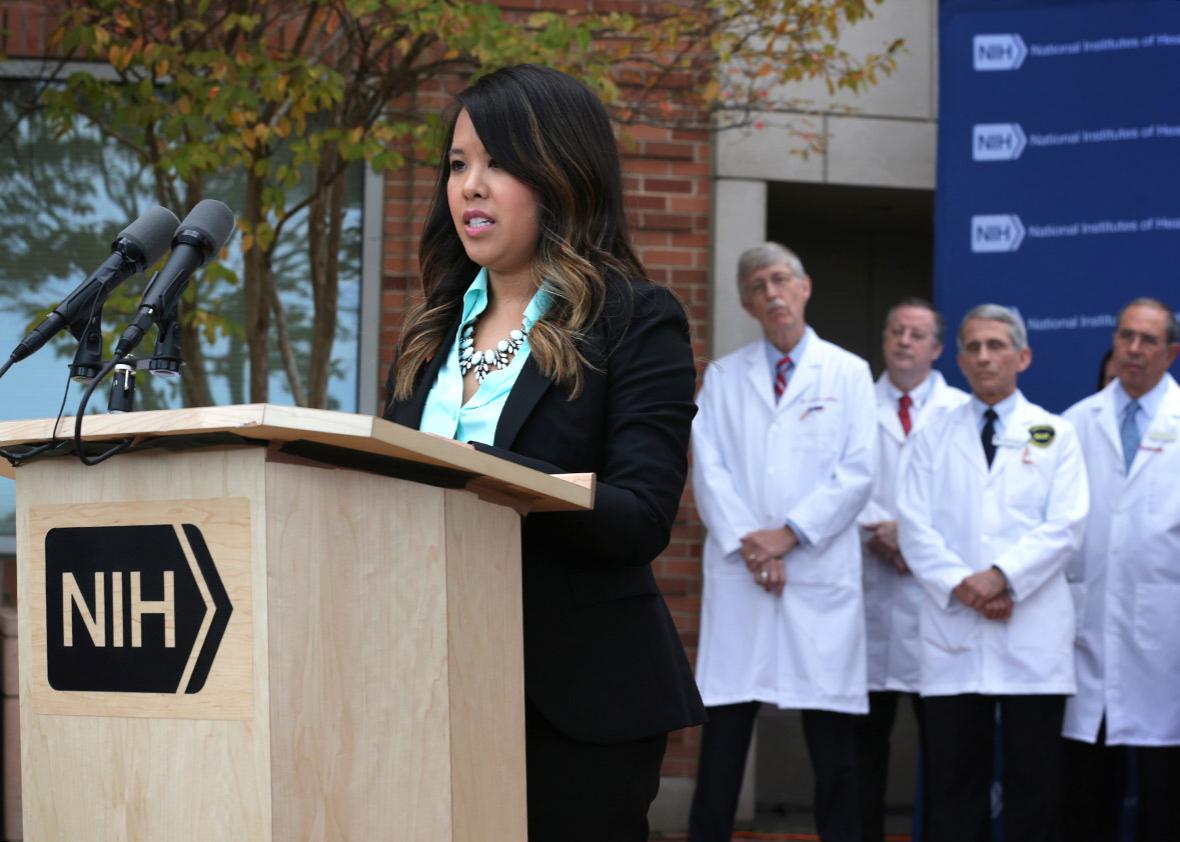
[690,242,876,842]
[896,304,1089,842]
[1060,297,1180,841]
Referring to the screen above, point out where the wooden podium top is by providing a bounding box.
[0,404,594,513]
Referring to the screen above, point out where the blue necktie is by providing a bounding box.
[1120,399,1141,473]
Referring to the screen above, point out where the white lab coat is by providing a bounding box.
[897,392,1089,696]
[858,371,968,692]
[692,330,876,713]
[1062,375,1180,746]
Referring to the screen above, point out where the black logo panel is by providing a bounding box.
[45,524,233,694]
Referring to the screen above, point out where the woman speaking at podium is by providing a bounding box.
[383,65,705,840]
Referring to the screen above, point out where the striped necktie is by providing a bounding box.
[773,354,793,403]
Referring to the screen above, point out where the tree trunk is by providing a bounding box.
[268,264,308,407]
[306,146,344,409]
[176,184,213,408]
[242,172,270,402]
[178,303,215,407]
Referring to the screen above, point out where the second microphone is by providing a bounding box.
[115,199,236,359]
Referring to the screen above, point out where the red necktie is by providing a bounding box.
[898,393,913,437]
[774,355,793,403]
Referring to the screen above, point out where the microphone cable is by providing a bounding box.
[73,354,134,467]
[0,287,107,468]
[0,363,80,468]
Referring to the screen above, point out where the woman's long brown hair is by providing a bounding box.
[391,65,645,401]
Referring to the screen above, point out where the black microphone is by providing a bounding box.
[6,206,179,365]
[114,199,236,358]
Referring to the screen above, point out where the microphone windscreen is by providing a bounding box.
[118,206,181,266]
[180,199,236,254]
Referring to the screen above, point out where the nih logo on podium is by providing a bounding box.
[45,523,233,694]
[974,34,1028,71]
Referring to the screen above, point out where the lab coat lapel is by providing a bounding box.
[911,371,956,438]
[992,395,1034,479]
[1094,381,1124,467]
[744,343,778,415]
[1128,375,1180,484]
[950,402,988,479]
[778,342,819,412]
[874,375,906,444]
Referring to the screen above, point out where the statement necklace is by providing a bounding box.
[458,320,528,382]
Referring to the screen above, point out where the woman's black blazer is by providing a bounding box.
[384,277,706,744]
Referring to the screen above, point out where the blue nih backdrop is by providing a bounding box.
[935,0,1180,411]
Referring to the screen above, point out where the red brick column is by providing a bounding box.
[620,123,710,777]
[1,0,57,55]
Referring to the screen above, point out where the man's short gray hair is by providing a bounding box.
[1117,297,1179,343]
[736,242,806,301]
[957,304,1028,352]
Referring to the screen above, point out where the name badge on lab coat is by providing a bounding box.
[992,435,1026,448]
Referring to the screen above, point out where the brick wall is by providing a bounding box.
[619,123,710,778]
[3,0,712,781]
[0,0,54,55]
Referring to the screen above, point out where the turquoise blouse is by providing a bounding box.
[419,267,550,446]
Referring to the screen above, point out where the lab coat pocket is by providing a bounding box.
[1148,457,1177,517]
[1007,583,1071,654]
[1133,584,1180,651]
[1009,466,1049,517]
[792,401,842,451]
[920,604,977,654]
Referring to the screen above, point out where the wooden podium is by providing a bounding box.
[0,405,593,841]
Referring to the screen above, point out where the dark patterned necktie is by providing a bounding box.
[982,408,998,467]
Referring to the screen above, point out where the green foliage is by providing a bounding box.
[42,0,900,226]
[27,0,901,406]
[42,0,626,223]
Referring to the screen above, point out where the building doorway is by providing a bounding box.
[766,181,935,374]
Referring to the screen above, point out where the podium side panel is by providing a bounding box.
[266,462,454,841]
[443,489,527,842]
[16,448,273,841]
